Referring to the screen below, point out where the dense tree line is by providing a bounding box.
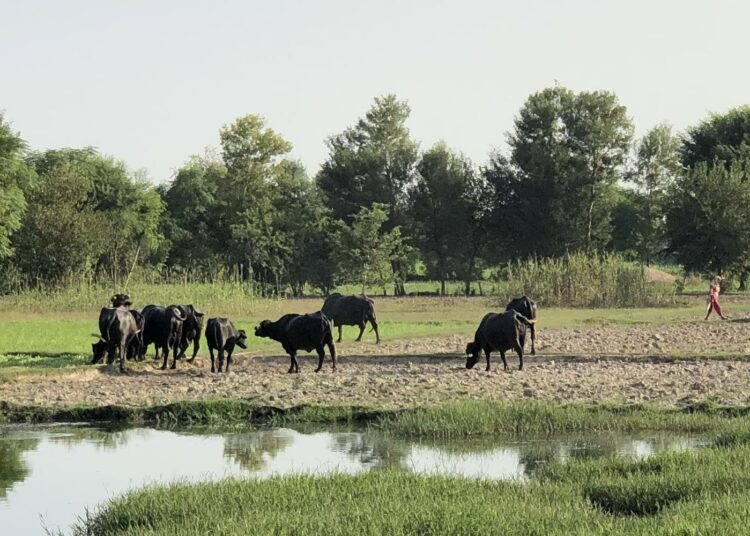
[2,86,750,295]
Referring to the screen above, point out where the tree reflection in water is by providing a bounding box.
[0,433,39,500]
[223,431,293,472]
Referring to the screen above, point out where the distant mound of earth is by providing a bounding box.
[644,266,677,284]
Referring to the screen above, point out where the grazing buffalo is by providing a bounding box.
[205,318,247,373]
[141,305,186,370]
[506,296,537,355]
[168,304,204,361]
[465,310,533,372]
[321,293,380,343]
[92,306,140,372]
[254,312,337,373]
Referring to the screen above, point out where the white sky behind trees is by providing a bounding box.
[2,0,749,182]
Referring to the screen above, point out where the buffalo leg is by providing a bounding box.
[160,343,169,370]
[288,351,300,373]
[499,350,509,372]
[188,337,200,363]
[514,342,524,371]
[327,339,337,371]
[170,343,179,370]
[485,348,492,371]
[355,322,365,342]
[530,324,536,356]
[153,345,160,361]
[225,348,233,373]
[119,342,126,372]
[315,347,325,373]
[337,325,343,343]
[209,347,216,373]
[218,349,225,373]
[370,319,380,344]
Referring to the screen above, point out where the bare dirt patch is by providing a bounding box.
[1,319,749,410]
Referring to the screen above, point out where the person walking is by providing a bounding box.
[704,275,727,320]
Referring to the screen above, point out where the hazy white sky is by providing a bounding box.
[2,0,749,182]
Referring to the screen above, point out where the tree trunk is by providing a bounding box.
[739,270,747,292]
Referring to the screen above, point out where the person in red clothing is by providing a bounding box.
[704,275,727,320]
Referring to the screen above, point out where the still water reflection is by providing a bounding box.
[0,424,708,534]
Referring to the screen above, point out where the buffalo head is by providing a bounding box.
[91,338,107,364]
[465,342,481,369]
[236,329,248,349]
[111,294,132,308]
[254,320,273,338]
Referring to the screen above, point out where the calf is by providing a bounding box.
[141,305,186,370]
[205,318,247,373]
[321,293,380,343]
[506,296,537,355]
[92,306,139,372]
[465,310,532,372]
[254,312,337,373]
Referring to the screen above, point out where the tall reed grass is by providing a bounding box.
[503,253,677,307]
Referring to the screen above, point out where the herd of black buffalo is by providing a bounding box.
[91,293,538,374]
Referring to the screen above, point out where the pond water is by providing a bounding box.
[0,424,709,535]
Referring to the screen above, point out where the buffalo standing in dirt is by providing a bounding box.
[254,312,337,373]
[107,294,143,361]
[321,293,380,343]
[141,305,186,370]
[466,310,533,372]
[205,317,247,373]
[506,296,537,355]
[92,306,140,372]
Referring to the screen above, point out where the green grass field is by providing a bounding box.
[72,431,750,535]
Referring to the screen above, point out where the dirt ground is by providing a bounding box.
[2,318,750,409]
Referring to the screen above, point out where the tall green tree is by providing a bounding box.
[160,154,225,276]
[338,204,407,295]
[24,148,164,285]
[665,159,750,275]
[682,105,750,171]
[626,124,681,264]
[317,95,418,295]
[503,86,633,256]
[216,114,293,287]
[409,143,473,295]
[0,114,33,261]
[317,95,419,224]
[13,162,107,285]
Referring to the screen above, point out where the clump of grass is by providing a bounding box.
[72,441,750,535]
[503,252,679,307]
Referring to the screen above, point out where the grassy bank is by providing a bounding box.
[3,400,750,436]
[73,434,750,535]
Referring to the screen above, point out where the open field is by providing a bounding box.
[2,293,750,407]
[71,431,750,535]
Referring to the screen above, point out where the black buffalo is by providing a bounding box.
[141,305,186,370]
[254,312,337,373]
[126,309,145,361]
[321,293,380,343]
[506,296,537,355]
[205,318,247,373]
[92,306,140,372]
[465,310,533,372]
[168,304,204,361]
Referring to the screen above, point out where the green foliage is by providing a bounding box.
[626,124,681,264]
[337,204,408,293]
[682,105,750,170]
[0,114,33,261]
[665,159,750,274]
[500,86,633,256]
[317,95,419,225]
[503,253,676,307]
